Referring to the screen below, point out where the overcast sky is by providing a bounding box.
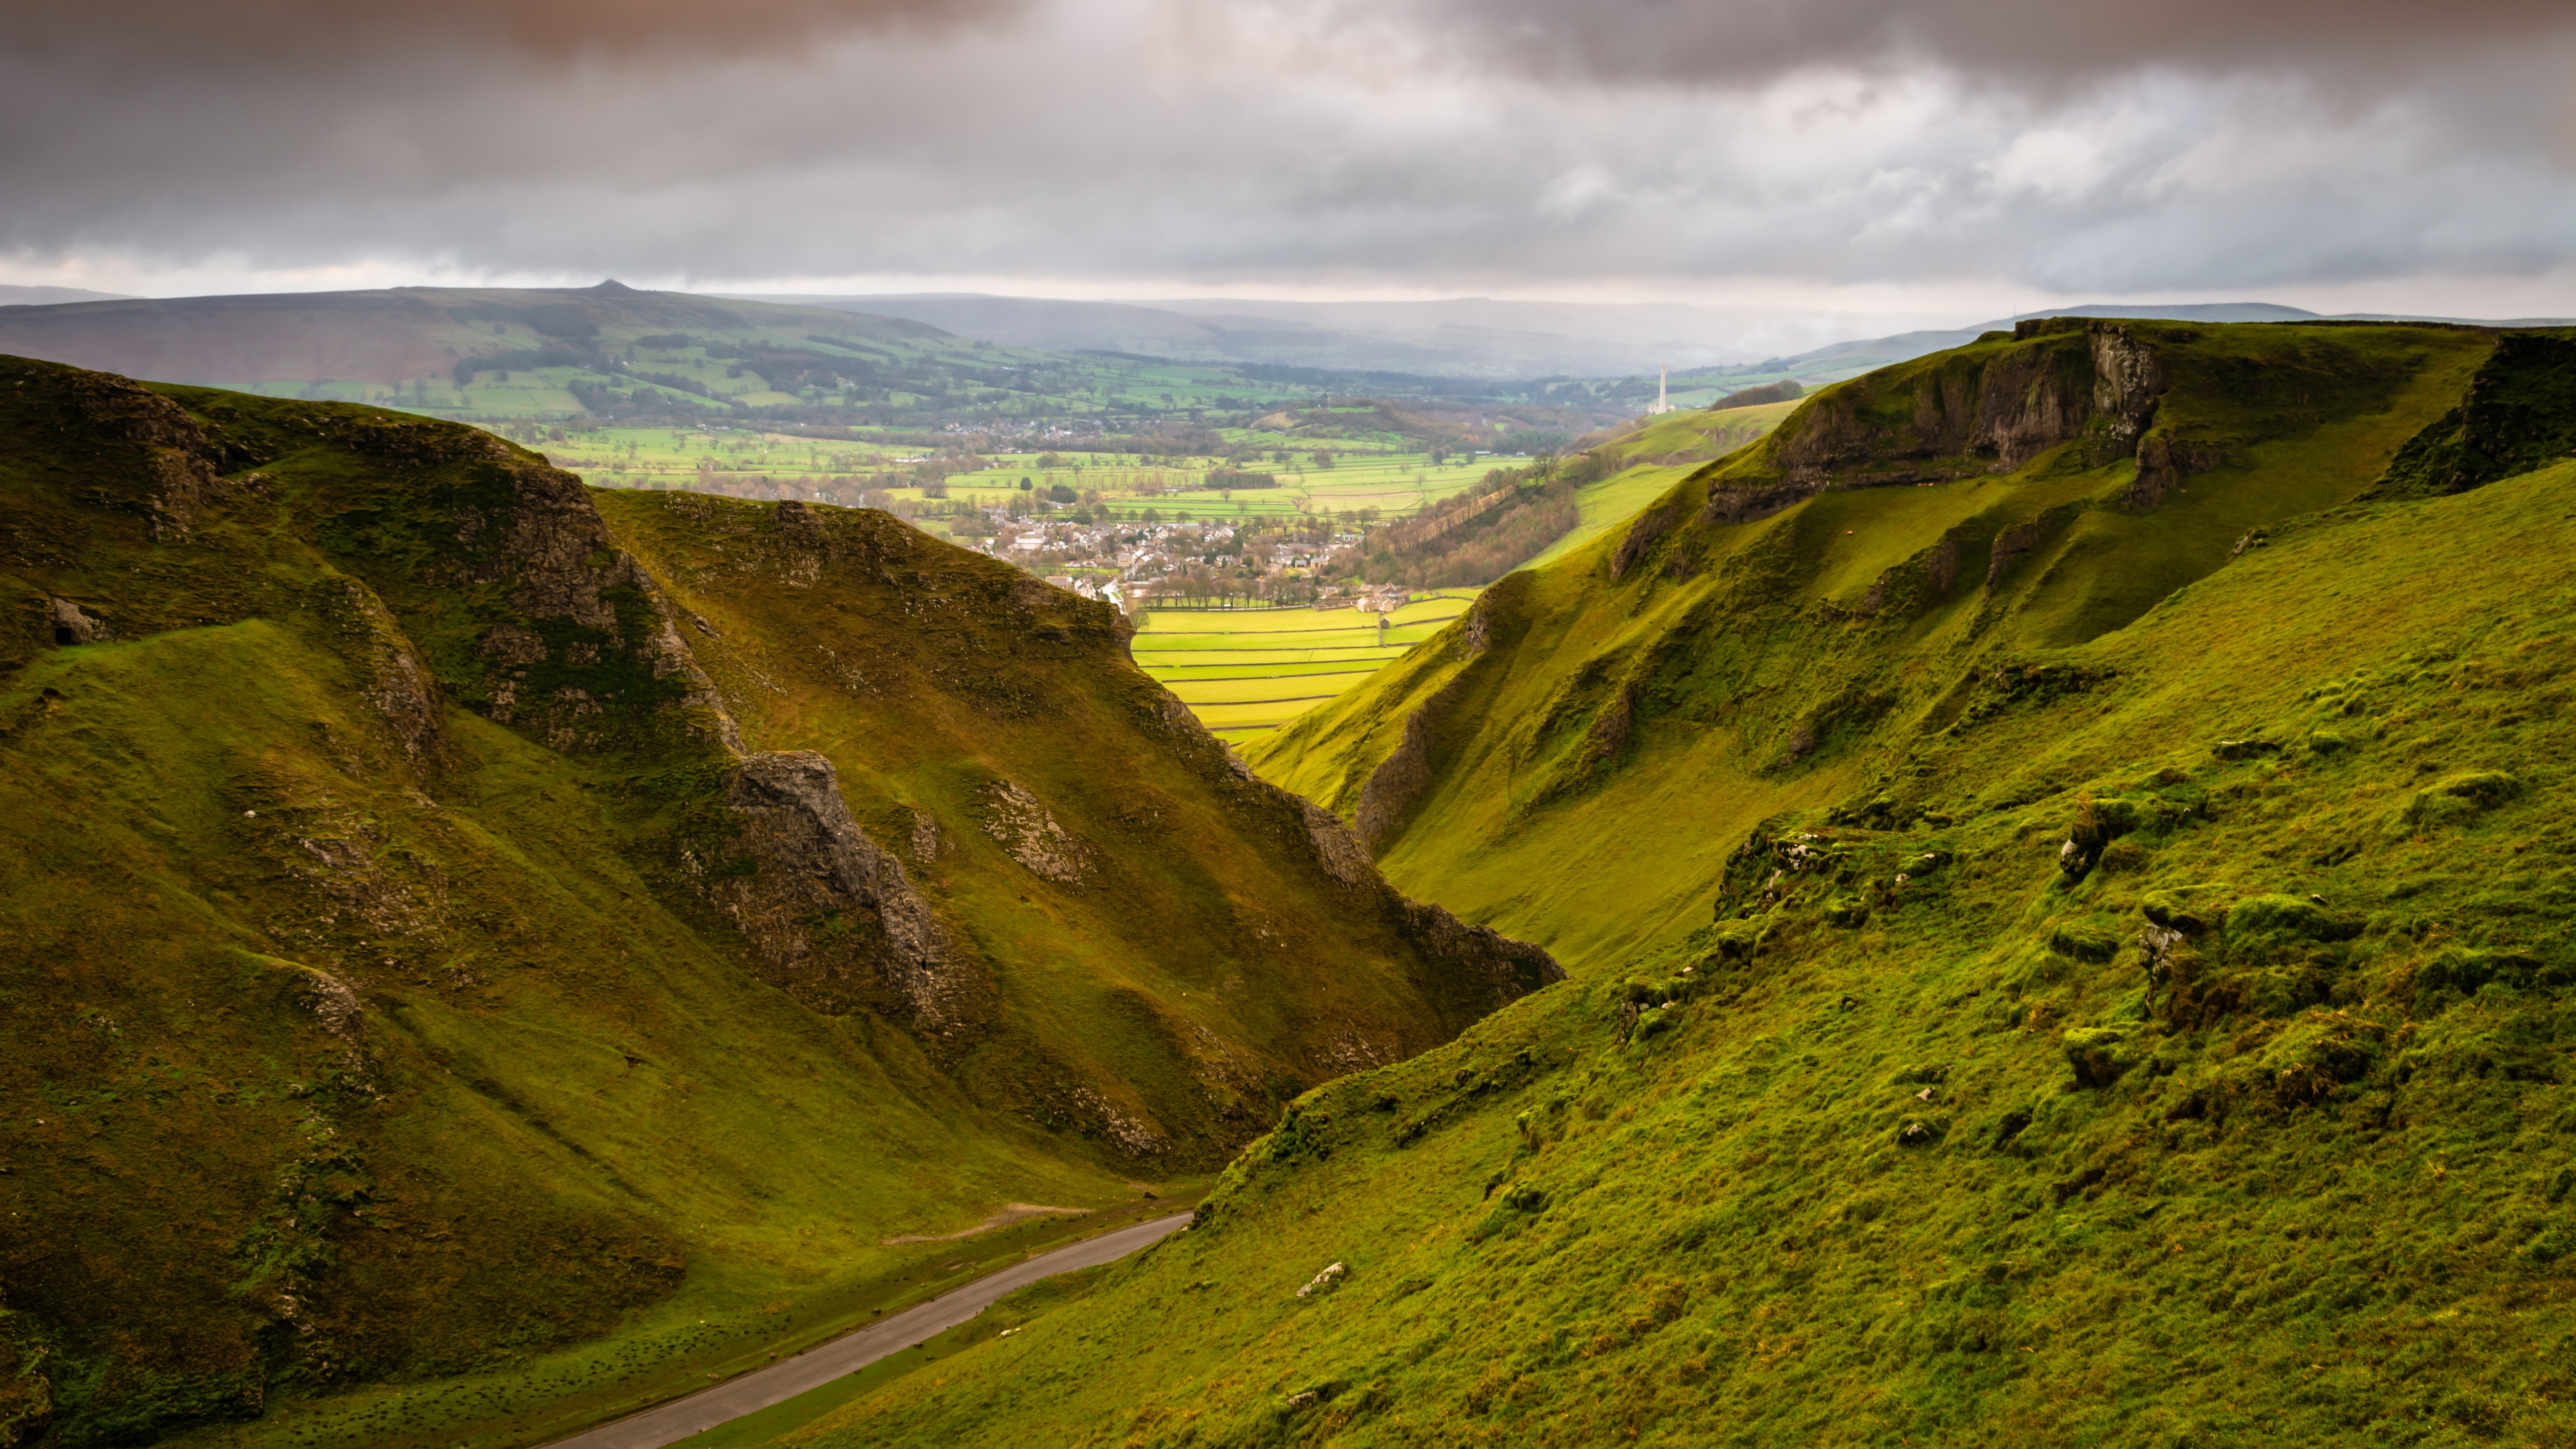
[6,0,2574,345]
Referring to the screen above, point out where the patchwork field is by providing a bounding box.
[1130,594,1477,738]
[541,428,1532,526]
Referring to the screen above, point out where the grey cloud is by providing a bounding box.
[1,0,2571,311]
[14,0,1017,61]
[1388,0,2576,84]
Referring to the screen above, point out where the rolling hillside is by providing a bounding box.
[0,284,1342,436]
[772,319,2576,1445]
[0,356,1557,1448]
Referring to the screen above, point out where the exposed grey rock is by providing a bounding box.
[328,579,443,768]
[2087,322,2168,445]
[980,778,1091,883]
[296,965,364,1043]
[1390,896,1567,1009]
[1296,1262,1346,1298]
[719,751,962,1024]
[627,568,746,756]
[1702,318,2183,525]
[47,598,100,646]
[464,458,743,755]
[1300,800,1375,889]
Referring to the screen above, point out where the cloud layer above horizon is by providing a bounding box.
[7,0,2574,313]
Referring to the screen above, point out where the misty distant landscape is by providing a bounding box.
[5,2,2576,1447]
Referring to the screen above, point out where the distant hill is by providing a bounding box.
[1704,300,2576,386]
[0,283,1638,434]
[741,293,1767,379]
[0,284,130,306]
[0,280,940,396]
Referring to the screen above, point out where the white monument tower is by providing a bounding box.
[1650,363,1671,416]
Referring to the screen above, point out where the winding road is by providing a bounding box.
[543,1212,1193,1449]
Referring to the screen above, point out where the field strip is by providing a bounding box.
[1144,606,1484,634]
[1139,667,1383,679]
[1133,636,1422,650]
[1165,692,1346,706]
[1139,622,1416,636]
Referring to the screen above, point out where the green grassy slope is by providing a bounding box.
[1250,321,2505,967]
[0,285,1331,434]
[0,357,1555,1448]
[1520,399,1802,574]
[780,324,2576,1445]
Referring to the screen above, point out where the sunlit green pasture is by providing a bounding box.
[1129,594,1474,737]
[530,430,1532,526]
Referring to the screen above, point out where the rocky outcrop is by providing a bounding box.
[718,751,964,1024]
[1460,590,1498,659]
[2126,435,2221,511]
[1703,318,2178,524]
[1702,479,1817,526]
[1391,897,1567,1010]
[2364,332,2576,501]
[1985,508,2080,591]
[47,599,102,646]
[1610,503,1679,580]
[2088,322,2167,445]
[324,579,443,769]
[457,455,744,755]
[1354,697,1441,853]
[979,778,1092,883]
[1300,800,1377,889]
[1,356,233,540]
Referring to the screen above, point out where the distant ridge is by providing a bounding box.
[1712,300,2576,383]
[0,284,131,306]
[730,292,1768,379]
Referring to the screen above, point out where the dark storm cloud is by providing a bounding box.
[2,0,2572,312]
[15,0,1017,62]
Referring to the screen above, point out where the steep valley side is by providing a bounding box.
[0,355,1555,1449]
[785,321,2576,1446]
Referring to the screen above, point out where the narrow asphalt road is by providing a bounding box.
[543,1212,1193,1449]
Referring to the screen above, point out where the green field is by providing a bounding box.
[543,429,1534,526]
[1130,594,1477,738]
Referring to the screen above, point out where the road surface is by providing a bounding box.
[543,1212,1192,1449]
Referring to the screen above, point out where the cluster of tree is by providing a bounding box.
[1371,466,1534,552]
[1227,362,1518,401]
[1713,379,1803,410]
[630,368,717,399]
[1359,486,1576,589]
[1335,462,1581,590]
[1206,468,1280,490]
[566,379,716,419]
[453,348,590,386]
